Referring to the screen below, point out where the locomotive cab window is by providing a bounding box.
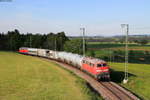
[91,64,94,67]
[97,63,107,67]
[83,60,85,63]
[97,64,102,67]
[90,63,94,67]
[86,61,89,64]
[103,63,107,67]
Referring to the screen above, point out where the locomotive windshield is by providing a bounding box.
[97,63,107,67]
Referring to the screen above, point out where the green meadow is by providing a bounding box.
[109,62,150,100]
[0,52,101,100]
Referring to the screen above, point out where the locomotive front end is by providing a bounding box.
[82,57,110,81]
[95,62,110,80]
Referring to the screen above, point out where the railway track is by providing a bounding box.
[100,82,138,100]
[38,56,140,100]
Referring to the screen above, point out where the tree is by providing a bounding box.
[86,50,95,57]
[56,32,69,51]
[7,29,21,51]
[23,33,32,47]
[64,39,85,54]
[0,33,8,50]
[44,33,55,50]
[0,29,69,51]
[138,39,149,45]
[32,34,43,48]
[44,32,69,51]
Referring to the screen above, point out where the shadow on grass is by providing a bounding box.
[110,69,136,83]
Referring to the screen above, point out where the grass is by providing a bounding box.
[0,52,102,100]
[86,50,111,58]
[109,62,150,100]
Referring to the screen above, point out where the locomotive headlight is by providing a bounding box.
[96,70,102,72]
[103,69,108,71]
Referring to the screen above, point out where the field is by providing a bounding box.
[0,52,101,100]
[87,42,150,51]
[86,42,150,64]
[86,42,150,58]
[109,62,150,100]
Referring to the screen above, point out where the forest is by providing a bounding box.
[0,29,69,51]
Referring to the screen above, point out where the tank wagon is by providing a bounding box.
[19,47,110,80]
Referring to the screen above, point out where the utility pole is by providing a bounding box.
[55,35,57,51]
[30,35,32,48]
[121,24,129,84]
[54,35,57,59]
[80,28,85,56]
[109,48,112,65]
[10,36,12,51]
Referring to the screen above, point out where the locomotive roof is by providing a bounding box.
[83,57,106,64]
[20,47,49,51]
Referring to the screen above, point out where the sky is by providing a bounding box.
[0,0,150,36]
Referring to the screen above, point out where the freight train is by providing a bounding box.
[19,47,110,80]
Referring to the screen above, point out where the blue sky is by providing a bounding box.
[0,0,150,36]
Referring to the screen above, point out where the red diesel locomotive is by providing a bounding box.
[82,57,110,79]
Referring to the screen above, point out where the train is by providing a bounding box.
[19,47,110,80]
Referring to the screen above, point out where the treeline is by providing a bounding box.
[0,29,69,51]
